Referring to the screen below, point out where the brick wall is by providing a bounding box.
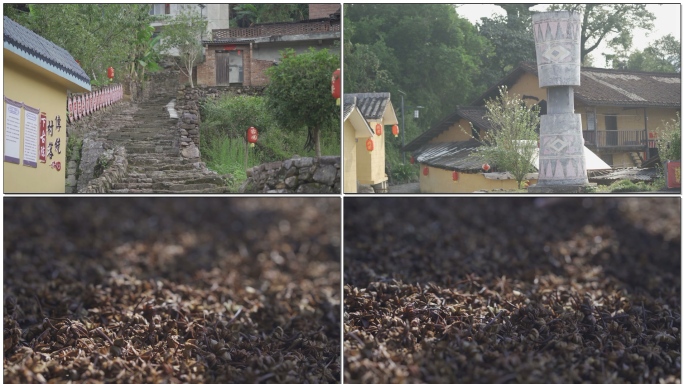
[197,47,255,86]
[251,59,274,86]
[309,4,340,19]
[196,48,216,86]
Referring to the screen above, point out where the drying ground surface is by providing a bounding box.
[344,198,680,384]
[4,198,341,383]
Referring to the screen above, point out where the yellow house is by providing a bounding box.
[405,62,680,192]
[472,62,680,168]
[4,16,91,193]
[405,107,539,193]
[345,92,399,193]
[343,95,373,193]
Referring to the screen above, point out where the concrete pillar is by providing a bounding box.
[528,11,594,193]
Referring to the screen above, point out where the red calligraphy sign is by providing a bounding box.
[667,161,681,189]
[39,112,47,163]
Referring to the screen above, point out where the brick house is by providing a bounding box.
[195,4,340,87]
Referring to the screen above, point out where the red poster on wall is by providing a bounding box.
[667,161,681,189]
[39,112,47,163]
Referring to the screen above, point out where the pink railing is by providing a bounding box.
[67,84,123,123]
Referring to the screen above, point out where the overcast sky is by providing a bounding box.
[456,4,681,68]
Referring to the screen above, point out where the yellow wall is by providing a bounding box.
[343,122,358,193]
[4,55,69,193]
[430,118,473,143]
[508,72,547,108]
[418,165,538,193]
[356,119,387,185]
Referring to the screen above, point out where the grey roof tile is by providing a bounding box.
[346,92,391,120]
[472,61,680,108]
[403,106,489,152]
[4,16,90,85]
[414,139,485,173]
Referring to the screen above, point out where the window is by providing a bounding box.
[586,110,595,131]
[149,4,170,15]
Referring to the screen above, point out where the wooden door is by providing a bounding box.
[605,115,617,146]
[216,52,229,85]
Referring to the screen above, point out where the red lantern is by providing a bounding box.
[107,66,114,82]
[452,171,459,182]
[410,156,415,164]
[423,166,429,176]
[375,123,382,136]
[482,163,491,172]
[247,126,258,147]
[365,137,374,152]
[331,68,341,100]
[392,124,399,137]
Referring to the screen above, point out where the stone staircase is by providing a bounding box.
[629,151,643,167]
[106,97,230,193]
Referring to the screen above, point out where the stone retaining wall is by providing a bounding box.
[239,155,341,193]
[66,101,130,193]
[82,146,128,193]
[175,85,265,160]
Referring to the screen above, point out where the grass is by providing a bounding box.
[200,94,340,190]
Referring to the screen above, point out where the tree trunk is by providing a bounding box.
[314,126,321,158]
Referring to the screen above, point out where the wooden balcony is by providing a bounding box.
[582,130,654,150]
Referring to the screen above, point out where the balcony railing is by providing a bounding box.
[212,20,340,40]
[582,130,653,148]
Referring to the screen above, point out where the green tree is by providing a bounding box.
[8,4,153,85]
[549,4,655,63]
[474,11,535,88]
[618,34,681,73]
[232,4,308,27]
[127,25,162,87]
[344,4,488,129]
[655,114,681,162]
[468,87,540,189]
[157,8,208,88]
[343,41,394,93]
[265,48,340,157]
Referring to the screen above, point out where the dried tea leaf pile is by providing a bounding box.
[4,198,341,383]
[344,198,680,383]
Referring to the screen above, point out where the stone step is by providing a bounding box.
[127,156,186,166]
[129,162,200,172]
[125,146,179,155]
[111,186,229,194]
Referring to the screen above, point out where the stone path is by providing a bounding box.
[105,97,230,193]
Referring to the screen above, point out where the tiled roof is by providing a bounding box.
[472,61,680,108]
[4,16,90,88]
[414,139,485,173]
[346,92,391,120]
[343,94,356,121]
[589,167,657,182]
[577,69,680,107]
[402,106,490,152]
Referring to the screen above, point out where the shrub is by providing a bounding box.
[608,179,652,192]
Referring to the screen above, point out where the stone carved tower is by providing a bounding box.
[529,11,592,192]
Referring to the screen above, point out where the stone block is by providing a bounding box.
[296,183,332,194]
[312,164,337,185]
